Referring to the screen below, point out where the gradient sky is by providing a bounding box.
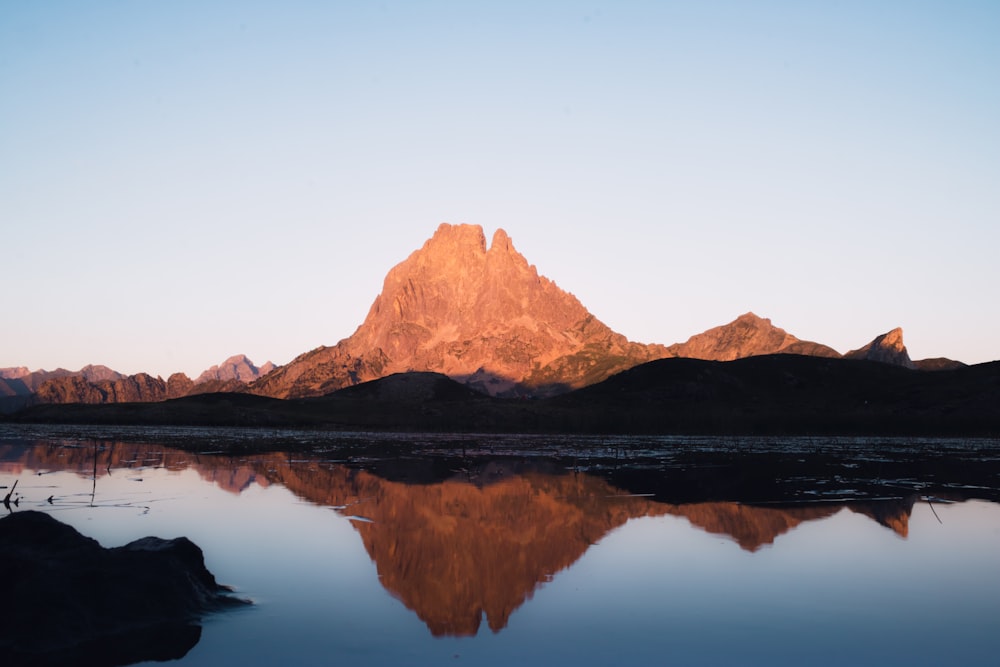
[2,1,998,378]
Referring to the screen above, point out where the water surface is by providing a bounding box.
[2,427,998,666]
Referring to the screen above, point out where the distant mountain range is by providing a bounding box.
[0,223,973,412]
[0,354,274,412]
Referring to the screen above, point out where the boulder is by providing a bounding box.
[0,510,247,666]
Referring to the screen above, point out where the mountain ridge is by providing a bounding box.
[2,224,971,407]
[2,355,269,412]
[666,312,841,361]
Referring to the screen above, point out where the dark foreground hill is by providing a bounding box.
[548,355,1000,435]
[8,356,999,436]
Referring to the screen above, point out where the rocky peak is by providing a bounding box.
[845,328,916,369]
[667,312,839,361]
[878,328,905,351]
[78,364,123,383]
[195,355,270,384]
[252,223,667,398]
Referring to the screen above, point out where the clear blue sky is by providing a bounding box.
[2,1,998,377]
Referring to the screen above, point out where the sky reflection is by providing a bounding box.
[1,435,998,666]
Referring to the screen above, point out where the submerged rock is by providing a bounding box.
[0,510,248,666]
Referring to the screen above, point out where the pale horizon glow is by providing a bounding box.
[2,1,998,378]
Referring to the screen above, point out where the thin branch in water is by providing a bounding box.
[927,498,943,524]
[3,479,18,511]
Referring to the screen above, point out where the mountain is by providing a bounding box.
[0,365,120,389]
[195,354,275,384]
[76,364,122,382]
[16,357,1000,436]
[0,377,28,398]
[34,373,190,404]
[3,225,972,406]
[844,327,969,370]
[0,365,125,411]
[670,317,964,372]
[666,312,840,361]
[31,372,248,406]
[251,223,669,398]
[548,354,1000,435]
[0,367,75,393]
[25,355,270,408]
[913,357,967,371]
[844,327,915,369]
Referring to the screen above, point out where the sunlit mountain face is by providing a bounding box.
[250,223,670,400]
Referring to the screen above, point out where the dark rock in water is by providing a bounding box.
[0,510,248,666]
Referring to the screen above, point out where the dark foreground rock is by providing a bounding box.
[0,511,248,666]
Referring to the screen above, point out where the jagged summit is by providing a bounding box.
[195,355,274,384]
[252,223,668,398]
[845,328,916,369]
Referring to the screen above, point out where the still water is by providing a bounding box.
[2,427,999,666]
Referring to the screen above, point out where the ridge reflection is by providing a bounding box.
[0,439,948,638]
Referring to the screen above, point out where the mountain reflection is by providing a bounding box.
[0,440,930,636]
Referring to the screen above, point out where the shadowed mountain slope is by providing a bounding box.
[548,355,1000,434]
[845,327,915,368]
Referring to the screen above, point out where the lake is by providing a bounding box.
[2,425,999,666]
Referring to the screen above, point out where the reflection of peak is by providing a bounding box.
[341,471,663,636]
[0,441,953,638]
[848,497,916,537]
[668,503,840,551]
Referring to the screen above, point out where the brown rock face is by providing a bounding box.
[252,223,668,398]
[0,367,74,393]
[667,312,841,361]
[35,373,169,404]
[195,355,273,384]
[32,372,234,405]
[78,364,124,383]
[1,365,122,399]
[845,328,916,369]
